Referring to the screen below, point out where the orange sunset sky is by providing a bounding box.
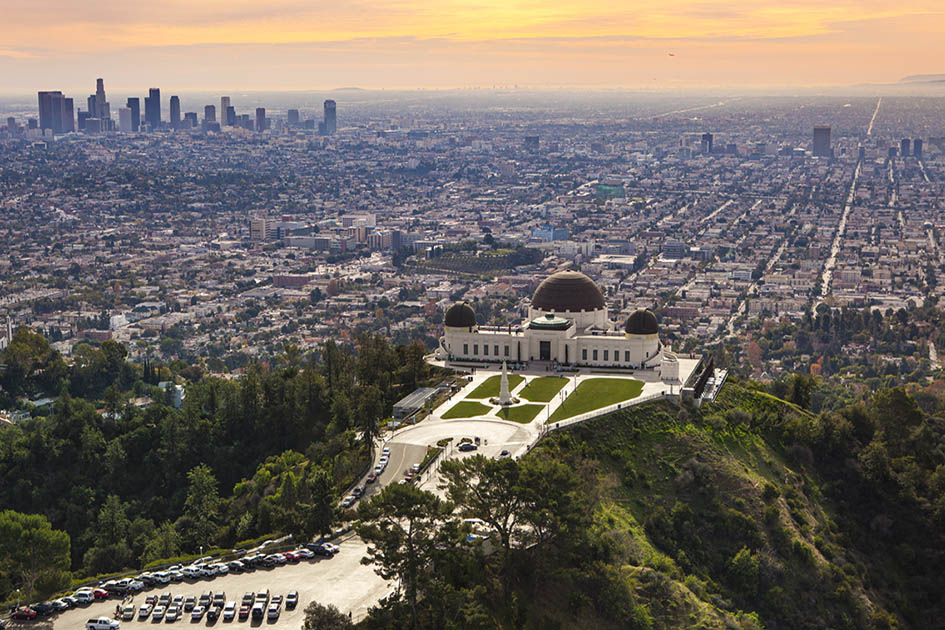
[1,0,943,91]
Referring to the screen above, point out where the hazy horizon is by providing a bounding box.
[2,1,945,93]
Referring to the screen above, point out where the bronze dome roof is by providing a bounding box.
[531,271,605,312]
[625,308,659,335]
[444,302,477,327]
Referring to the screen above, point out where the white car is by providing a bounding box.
[222,601,236,621]
[340,495,356,508]
[73,590,94,605]
[86,617,120,630]
[152,606,166,621]
[121,605,136,621]
[212,563,229,575]
[165,606,180,622]
[151,572,171,584]
[322,542,340,554]
[182,566,202,579]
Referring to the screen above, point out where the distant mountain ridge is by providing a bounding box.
[900,73,945,83]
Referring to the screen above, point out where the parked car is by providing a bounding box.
[190,606,205,621]
[121,605,136,620]
[340,495,356,508]
[183,596,196,612]
[206,606,221,622]
[250,603,265,621]
[60,596,79,609]
[366,472,377,483]
[151,606,166,621]
[293,548,314,560]
[241,592,254,606]
[138,604,152,620]
[166,570,184,582]
[322,542,340,554]
[85,617,120,630]
[164,605,180,622]
[285,592,298,610]
[227,560,244,573]
[12,607,37,620]
[458,442,477,452]
[352,486,364,498]
[237,605,251,621]
[93,588,110,600]
[306,543,332,557]
[74,590,94,605]
[181,566,201,580]
[30,602,57,616]
[266,603,281,620]
[222,601,236,621]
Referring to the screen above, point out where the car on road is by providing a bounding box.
[85,617,120,630]
[222,601,236,621]
[366,472,377,483]
[458,442,477,452]
[12,607,37,620]
[190,606,205,621]
[285,592,298,610]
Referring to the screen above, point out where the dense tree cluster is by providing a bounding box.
[0,330,436,602]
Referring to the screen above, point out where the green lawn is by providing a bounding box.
[465,374,525,399]
[518,376,568,402]
[548,378,644,422]
[496,404,545,424]
[442,401,492,419]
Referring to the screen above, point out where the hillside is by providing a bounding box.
[357,378,943,629]
[517,380,942,629]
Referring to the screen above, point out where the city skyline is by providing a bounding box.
[1,1,945,91]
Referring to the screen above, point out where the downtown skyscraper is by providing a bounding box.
[145,88,161,130]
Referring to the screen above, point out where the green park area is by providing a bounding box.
[518,376,568,402]
[496,404,544,424]
[548,378,643,422]
[465,374,525,399]
[442,401,492,419]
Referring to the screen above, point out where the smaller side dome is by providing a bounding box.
[444,302,477,328]
[625,308,659,335]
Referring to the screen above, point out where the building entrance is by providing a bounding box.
[539,340,551,361]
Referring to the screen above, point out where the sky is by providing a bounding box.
[1,0,944,92]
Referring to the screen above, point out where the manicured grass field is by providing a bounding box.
[442,401,492,419]
[548,378,644,422]
[518,376,568,402]
[465,374,525,399]
[496,404,545,424]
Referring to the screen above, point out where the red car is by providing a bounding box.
[93,588,109,600]
[238,605,251,621]
[366,472,377,484]
[12,607,37,620]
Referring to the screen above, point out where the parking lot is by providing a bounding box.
[9,538,390,630]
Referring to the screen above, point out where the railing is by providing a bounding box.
[543,391,673,433]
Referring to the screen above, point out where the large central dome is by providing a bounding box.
[531,270,606,312]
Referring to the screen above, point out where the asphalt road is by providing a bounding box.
[21,541,390,630]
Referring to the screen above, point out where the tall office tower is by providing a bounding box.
[323,99,336,134]
[126,98,140,132]
[61,97,75,133]
[95,78,106,117]
[183,112,198,128]
[858,145,866,161]
[220,97,230,124]
[225,106,236,126]
[7,117,16,135]
[204,105,216,123]
[700,132,713,155]
[169,96,181,129]
[255,107,266,132]
[287,109,300,125]
[38,91,65,133]
[145,88,161,130]
[118,107,133,132]
[77,110,88,131]
[812,126,831,157]
[913,138,923,159]
[87,95,97,119]
[900,138,911,157]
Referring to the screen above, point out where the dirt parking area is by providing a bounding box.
[15,538,390,630]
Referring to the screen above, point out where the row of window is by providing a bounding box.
[463,343,511,357]
[582,348,634,362]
